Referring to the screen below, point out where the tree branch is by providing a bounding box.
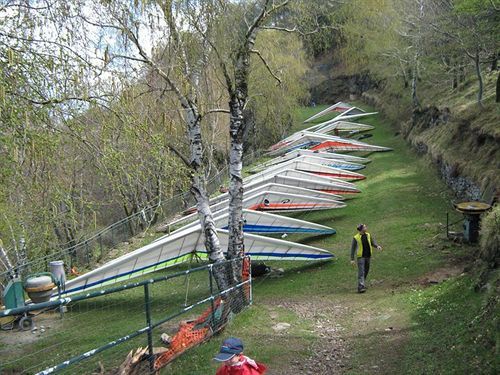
[250,49,282,84]
[204,108,231,115]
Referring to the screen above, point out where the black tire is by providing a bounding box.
[19,316,33,331]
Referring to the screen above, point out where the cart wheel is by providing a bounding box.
[19,316,33,331]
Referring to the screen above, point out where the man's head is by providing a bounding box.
[214,337,244,364]
[357,224,367,233]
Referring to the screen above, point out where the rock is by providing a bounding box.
[160,333,172,345]
[272,322,291,332]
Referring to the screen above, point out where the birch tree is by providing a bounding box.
[1,1,231,284]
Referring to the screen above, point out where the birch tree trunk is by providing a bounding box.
[186,107,226,264]
[117,6,228,287]
[226,7,266,263]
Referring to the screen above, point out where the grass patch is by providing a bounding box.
[2,103,494,374]
[402,273,499,374]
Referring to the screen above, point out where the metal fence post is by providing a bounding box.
[208,264,216,329]
[98,234,103,260]
[144,284,155,373]
[248,256,253,306]
[446,212,449,239]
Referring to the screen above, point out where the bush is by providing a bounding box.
[479,204,500,268]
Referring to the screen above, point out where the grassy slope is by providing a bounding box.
[166,105,497,374]
[1,105,496,374]
[366,70,499,198]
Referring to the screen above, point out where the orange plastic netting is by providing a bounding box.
[153,261,250,370]
[154,298,222,370]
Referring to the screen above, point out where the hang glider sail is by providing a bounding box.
[167,209,336,237]
[250,154,366,173]
[310,140,392,153]
[268,131,335,153]
[313,120,375,135]
[244,159,366,184]
[252,150,371,174]
[304,111,378,132]
[268,131,376,155]
[62,227,334,296]
[243,171,359,196]
[208,183,342,207]
[170,190,346,229]
[303,102,364,123]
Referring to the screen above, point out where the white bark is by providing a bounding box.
[186,106,225,263]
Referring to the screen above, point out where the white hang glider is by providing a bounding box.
[244,159,366,184]
[169,190,346,229]
[62,226,334,296]
[268,131,391,155]
[313,120,375,135]
[250,150,371,173]
[207,183,342,207]
[250,154,367,174]
[164,209,337,238]
[243,170,360,195]
[309,139,392,153]
[304,102,363,123]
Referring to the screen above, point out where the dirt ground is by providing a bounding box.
[268,265,464,375]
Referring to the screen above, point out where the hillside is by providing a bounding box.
[163,105,498,374]
[308,53,499,203]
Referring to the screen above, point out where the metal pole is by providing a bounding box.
[446,212,450,238]
[144,284,155,373]
[208,264,216,330]
[248,257,253,306]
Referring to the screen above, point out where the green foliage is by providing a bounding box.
[404,274,498,374]
[247,31,309,149]
[479,204,500,266]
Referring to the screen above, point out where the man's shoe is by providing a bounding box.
[358,287,367,293]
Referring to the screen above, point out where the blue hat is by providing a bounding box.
[213,337,244,362]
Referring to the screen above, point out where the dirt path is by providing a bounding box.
[268,265,464,374]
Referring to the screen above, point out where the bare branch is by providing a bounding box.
[260,25,336,36]
[250,49,282,84]
[204,108,231,115]
[165,144,191,168]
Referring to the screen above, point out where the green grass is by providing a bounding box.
[1,104,496,374]
[166,104,495,374]
[402,272,499,374]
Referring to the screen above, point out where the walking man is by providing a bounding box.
[350,224,382,293]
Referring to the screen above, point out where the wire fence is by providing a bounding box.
[0,257,252,374]
[0,150,264,290]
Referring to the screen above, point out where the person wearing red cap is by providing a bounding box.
[214,337,267,375]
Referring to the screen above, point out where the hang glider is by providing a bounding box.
[166,209,336,237]
[269,131,391,155]
[268,131,334,153]
[170,190,346,229]
[250,153,367,173]
[244,159,366,184]
[251,150,371,173]
[208,182,342,207]
[243,170,360,196]
[303,102,364,123]
[62,227,334,296]
[313,120,375,135]
[268,131,366,155]
[310,139,392,153]
[304,111,378,132]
